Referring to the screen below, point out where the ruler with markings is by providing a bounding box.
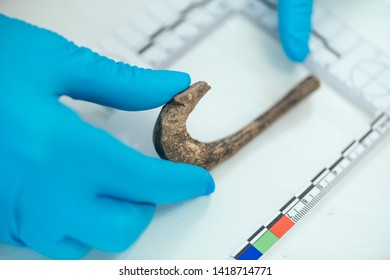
[98,0,390,259]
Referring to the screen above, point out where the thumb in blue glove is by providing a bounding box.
[0,14,215,259]
[278,0,314,62]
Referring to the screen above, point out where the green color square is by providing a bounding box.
[252,231,279,254]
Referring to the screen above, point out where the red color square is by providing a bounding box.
[269,215,295,238]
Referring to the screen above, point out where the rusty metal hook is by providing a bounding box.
[153,76,320,170]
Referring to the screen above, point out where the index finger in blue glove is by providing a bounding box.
[278,0,313,62]
[62,45,191,111]
[1,14,190,111]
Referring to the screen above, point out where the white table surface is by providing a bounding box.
[0,0,389,260]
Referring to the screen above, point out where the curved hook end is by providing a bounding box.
[173,81,211,108]
[153,81,211,164]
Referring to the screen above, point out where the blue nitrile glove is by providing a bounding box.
[0,14,215,259]
[278,0,313,62]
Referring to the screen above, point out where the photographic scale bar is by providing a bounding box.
[232,113,390,259]
[97,0,390,259]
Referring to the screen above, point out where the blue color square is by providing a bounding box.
[237,244,263,260]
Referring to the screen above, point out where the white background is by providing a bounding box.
[0,0,389,260]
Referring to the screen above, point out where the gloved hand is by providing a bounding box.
[278,0,313,62]
[0,14,214,259]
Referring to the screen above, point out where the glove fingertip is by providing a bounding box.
[284,43,310,62]
[203,170,215,195]
[278,0,313,62]
[184,164,215,196]
[157,70,191,94]
[124,69,191,110]
[167,162,215,199]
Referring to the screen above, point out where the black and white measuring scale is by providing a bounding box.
[98,0,390,259]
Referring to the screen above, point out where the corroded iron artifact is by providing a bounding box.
[153,76,320,170]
